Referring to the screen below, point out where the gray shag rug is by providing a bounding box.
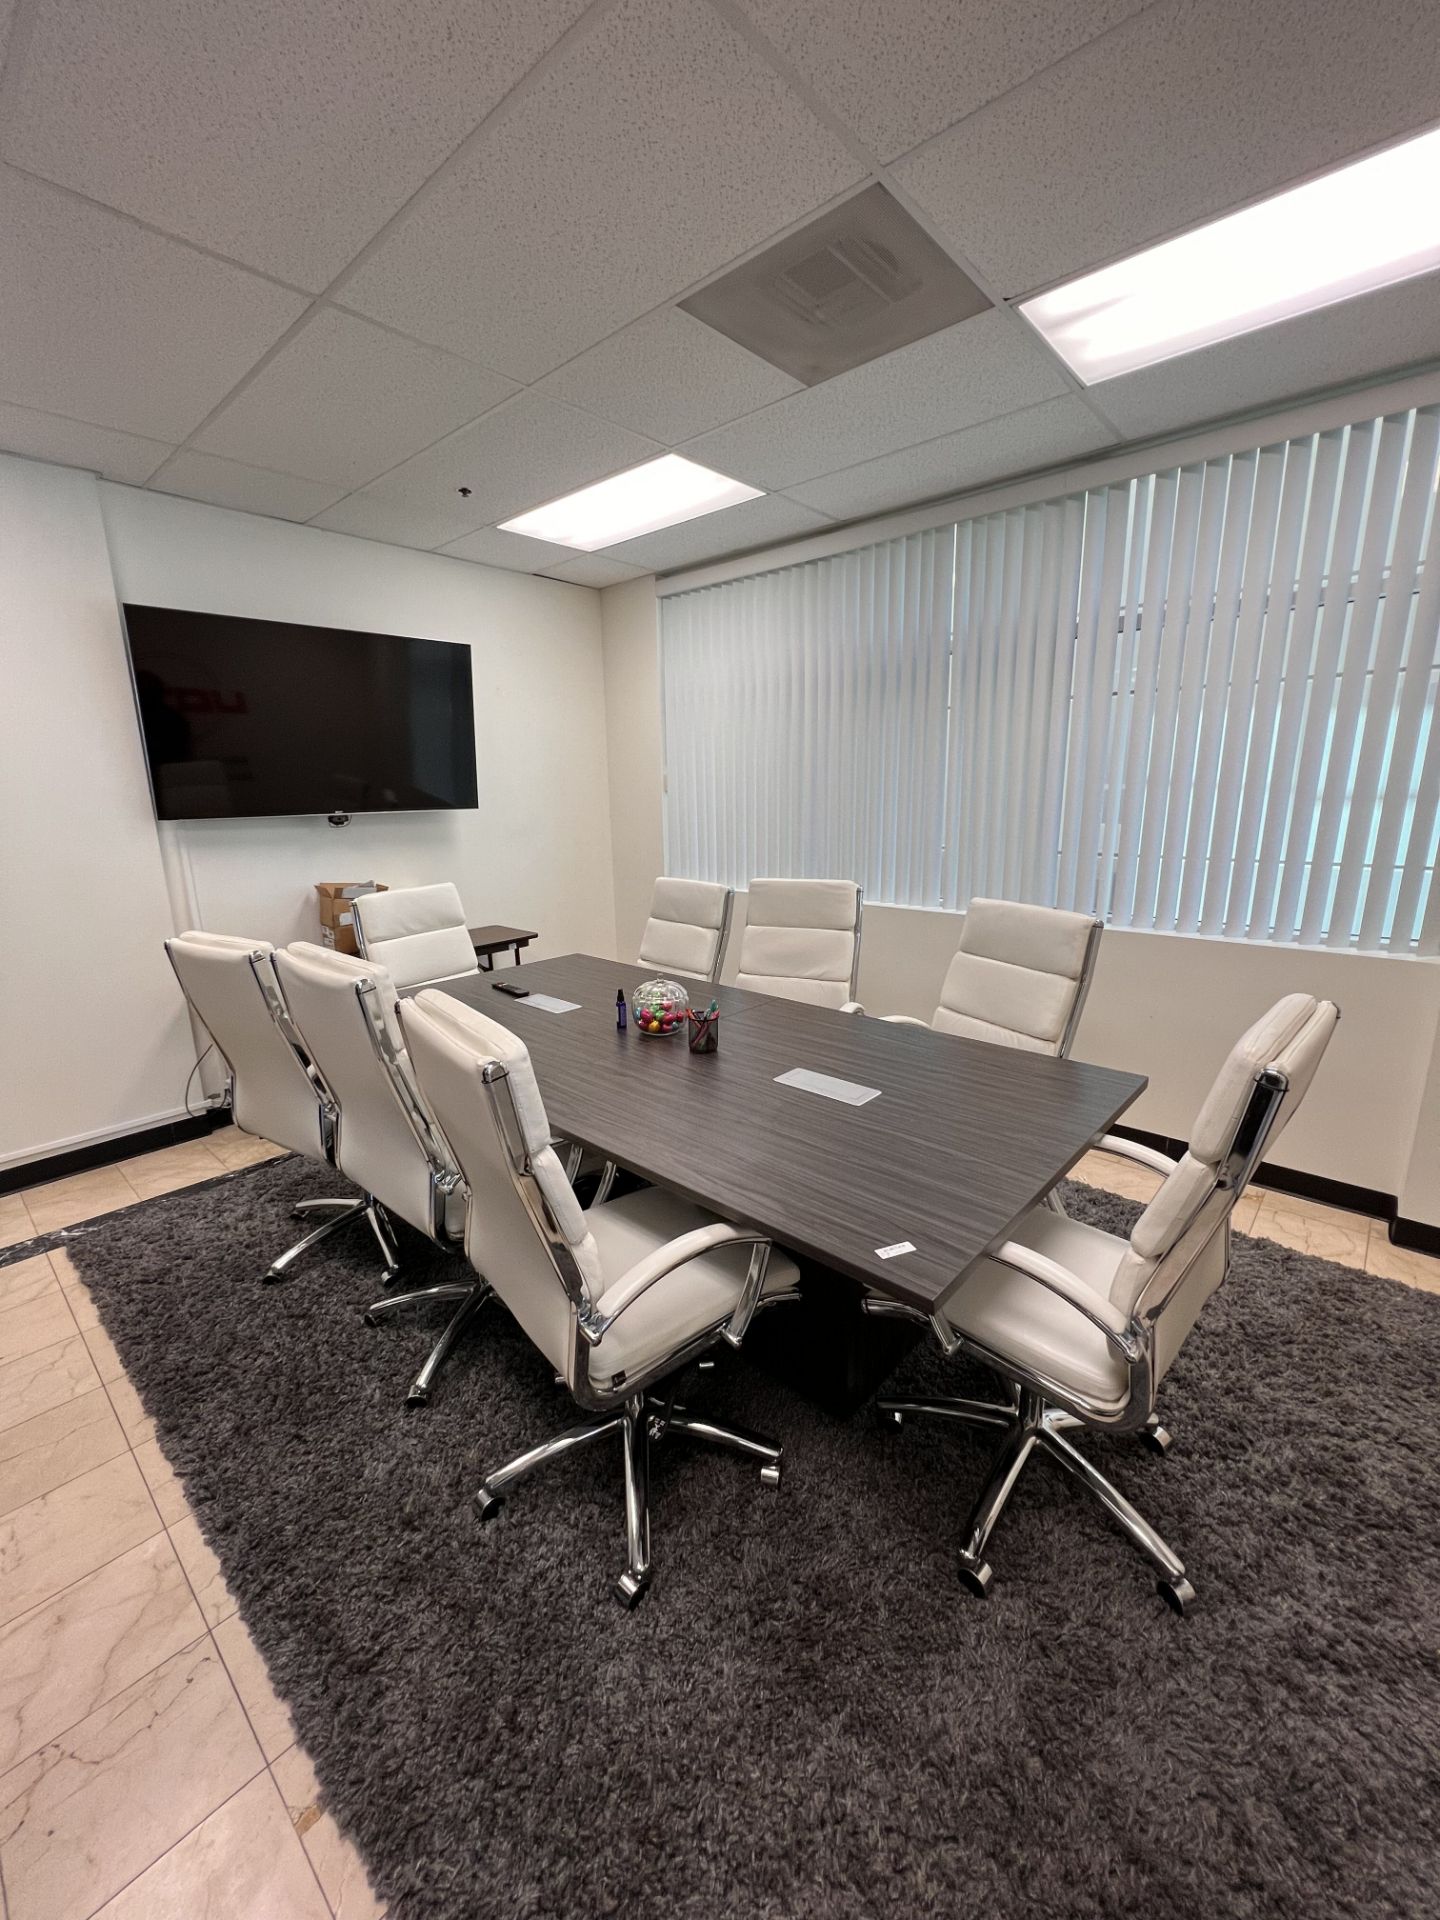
[67,1157,1440,1920]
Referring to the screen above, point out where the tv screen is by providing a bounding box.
[123,604,479,821]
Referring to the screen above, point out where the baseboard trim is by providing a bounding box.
[1390,1215,1440,1256]
[0,1108,231,1197]
[1107,1122,1395,1225]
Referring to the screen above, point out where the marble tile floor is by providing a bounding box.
[0,1128,1435,1917]
[0,1130,384,1920]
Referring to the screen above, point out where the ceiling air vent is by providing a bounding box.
[681,183,991,386]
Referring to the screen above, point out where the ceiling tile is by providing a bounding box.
[788,395,1117,520]
[0,0,592,289]
[341,0,865,380]
[682,309,1067,489]
[343,392,659,529]
[438,526,582,572]
[1094,271,1440,442]
[0,403,173,484]
[542,554,652,587]
[603,494,833,572]
[308,491,485,551]
[0,169,307,443]
[192,309,517,488]
[536,307,801,444]
[147,451,347,520]
[895,0,1440,299]
[731,0,1150,162]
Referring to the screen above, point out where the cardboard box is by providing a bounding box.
[314,882,386,955]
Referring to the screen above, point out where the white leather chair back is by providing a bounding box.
[165,932,328,1161]
[935,898,1101,1053]
[274,944,458,1240]
[638,877,733,982]
[1112,993,1339,1384]
[352,883,477,991]
[401,991,602,1387]
[735,878,861,1009]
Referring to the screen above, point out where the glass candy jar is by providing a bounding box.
[631,977,690,1036]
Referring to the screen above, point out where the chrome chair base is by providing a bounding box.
[362,1279,490,1405]
[878,1387,1193,1612]
[264,1195,379,1284]
[476,1388,783,1609]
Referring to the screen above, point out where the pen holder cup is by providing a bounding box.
[687,1009,720,1054]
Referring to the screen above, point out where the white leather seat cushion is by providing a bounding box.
[1188,993,1321,1163]
[649,876,729,931]
[354,884,477,992]
[745,877,859,931]
[930,1006,1053,1050]
[639,919,719,979]
[738,923,856,984]
[943,1206,1129,1411]
[937,951,1076,1050]
[640,877,730,976]
[960,898,1096,978]
[586,1187,799,1388]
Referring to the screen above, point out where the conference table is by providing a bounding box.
[420,953,1146,1409]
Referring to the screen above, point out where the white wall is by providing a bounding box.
[1,456,616,1168]
[599,574,1440,1219]
[100,486,616,964]
[600,575,665,965]
[0,456,197,1168]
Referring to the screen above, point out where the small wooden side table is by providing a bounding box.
[468,925,538,971]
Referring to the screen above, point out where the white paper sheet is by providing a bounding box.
[521,994,581,1014]
[774,1067,881,1106]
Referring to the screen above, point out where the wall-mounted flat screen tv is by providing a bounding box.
[123,604,479,821]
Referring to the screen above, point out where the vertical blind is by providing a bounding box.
[661,404,1440,953]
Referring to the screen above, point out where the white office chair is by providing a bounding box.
[637,877,733,983]
[873,993,1339,1611]
[164,932,394,1283]
[848,897,1102,1055]
[400,989,801,1608]
[734,878,862,1009]
[273,944,485,1405]
[352,882,478,992]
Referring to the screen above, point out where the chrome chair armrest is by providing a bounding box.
[982,1240,1144,1362]
[860,1296,928,1323]
[879,1013,930,1029]
[1094,1133,1179,1177]
[839,999,866,1015]
[577,1225,772,1349]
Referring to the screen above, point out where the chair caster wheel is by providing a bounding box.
[379,1267,401,1287]
[759,1461,782,1488]
[957,1558,992,1598]
[613,1570,651,1610]
[260,1268,285,1285]
[361,1311,380,1327]
[1140,1422,1173,1456]
[878,1407,904,1428]
[476,1485,505,1524]
[1157,1576,1195,1615]
[405,1386,430,1409]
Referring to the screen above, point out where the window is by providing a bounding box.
[661,405,1440,953]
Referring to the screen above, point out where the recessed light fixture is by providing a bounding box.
[1019,125,1440,384]
[498,454,763,552]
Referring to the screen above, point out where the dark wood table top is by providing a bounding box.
[468,925,538,951]
[412,953,1146,1313]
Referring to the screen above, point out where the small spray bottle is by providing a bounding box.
[616,989,628,1032]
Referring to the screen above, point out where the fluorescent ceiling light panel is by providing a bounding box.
[499,454,763,551]
[1020,125,1440,384]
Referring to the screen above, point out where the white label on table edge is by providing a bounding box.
[875,1241,916,1260]
[521,994,581,1013]
[773,1067,881,1106]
